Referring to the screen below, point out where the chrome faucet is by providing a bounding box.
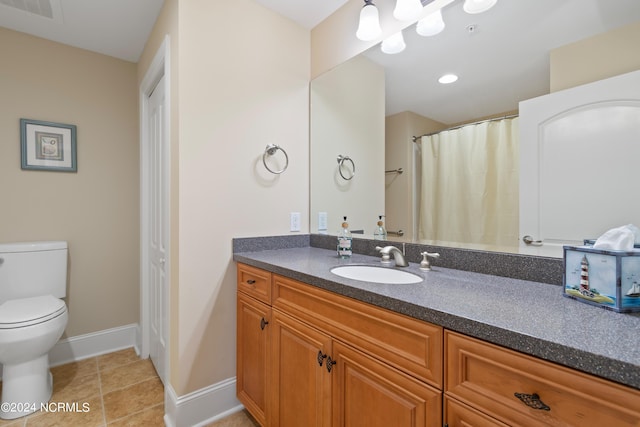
[419,251,440,271]
[375,246,408,267]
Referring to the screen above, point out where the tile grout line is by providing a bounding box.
[95,357,107,427]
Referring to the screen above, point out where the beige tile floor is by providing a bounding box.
[0,348,259,427]
[0,348,163,426]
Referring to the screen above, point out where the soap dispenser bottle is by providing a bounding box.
[373,215,387,240]
[337,216,352,258]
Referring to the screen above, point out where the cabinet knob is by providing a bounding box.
[260,318,269,330]
[246,279,256,285]
[326,356,336,372]
[317,351,327,366]
[514,392,550,411]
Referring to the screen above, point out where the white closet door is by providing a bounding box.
[519,70,640,250]
[148,75,168,384]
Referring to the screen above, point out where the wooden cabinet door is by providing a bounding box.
[270,309,332,427]
[331,341,442,427]
[237,292,271,426]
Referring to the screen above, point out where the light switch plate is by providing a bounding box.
[290,212,301,232]
[318,212,327,231]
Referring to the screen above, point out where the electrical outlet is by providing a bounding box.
[318,212,328,231]
[290,212,301,232]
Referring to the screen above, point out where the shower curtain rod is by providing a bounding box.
[411,113,519,142]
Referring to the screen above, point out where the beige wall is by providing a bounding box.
[550,21,640,92]
[138,0,310,396]
[0,28,140,337]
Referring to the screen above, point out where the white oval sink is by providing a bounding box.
[330,265,423,284]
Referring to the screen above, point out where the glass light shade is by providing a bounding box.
[393,0,423,22]
[356,3,382,41]
[416,9,445,37]
[438,73,458,84]
[381,31,406,54]
[463,0,497,14]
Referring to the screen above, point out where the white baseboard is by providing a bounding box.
[48,323,139,367]
[164,377,242,427]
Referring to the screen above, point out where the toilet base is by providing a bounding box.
[0,354,53,420]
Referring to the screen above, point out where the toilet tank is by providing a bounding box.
[0,241,68,304]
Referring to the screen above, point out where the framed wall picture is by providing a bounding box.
[20,118,77,172]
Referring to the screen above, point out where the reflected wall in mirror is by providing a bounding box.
[310,55,385,235]
[310,0,640,257]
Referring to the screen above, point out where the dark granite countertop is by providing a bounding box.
[233,246,640,390]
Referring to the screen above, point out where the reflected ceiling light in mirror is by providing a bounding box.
[381,31,406,54]
[463,0,497,14]
[356,0,383,41]
[394,0,423,22]
[438,73,458,84]
[416,9,445,36]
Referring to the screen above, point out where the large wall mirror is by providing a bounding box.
[310,0,640,258]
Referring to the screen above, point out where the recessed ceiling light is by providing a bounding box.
[438,74,458,84]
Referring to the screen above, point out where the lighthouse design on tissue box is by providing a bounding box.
[563,244,640,313]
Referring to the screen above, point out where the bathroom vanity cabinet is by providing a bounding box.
[444,331,640,426]
[237,263,442,427]
[236,262,640,427]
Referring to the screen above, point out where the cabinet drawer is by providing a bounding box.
[237,263,272,304]
[445,331,640,427]
[273,274,443,389]
[445,396,509,427]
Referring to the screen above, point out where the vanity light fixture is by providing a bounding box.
[393,0,423,22]
[357,0,496,45]
[356,0,383,41]
[463,0,497,14]
[381,31,406,54]
[416,8,445,36]
[438,73,458,84]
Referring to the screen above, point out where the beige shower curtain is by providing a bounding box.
[418,117,519,246]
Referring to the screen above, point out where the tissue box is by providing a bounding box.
[563,245,640,313]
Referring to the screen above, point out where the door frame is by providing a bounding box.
[139,35,171,382]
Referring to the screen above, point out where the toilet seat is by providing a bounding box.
[0,295,66,329]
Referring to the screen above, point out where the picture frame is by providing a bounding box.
[20,118,77,172]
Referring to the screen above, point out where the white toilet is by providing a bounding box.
[0,241,69,420]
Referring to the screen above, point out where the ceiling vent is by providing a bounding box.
[0,0,54,19]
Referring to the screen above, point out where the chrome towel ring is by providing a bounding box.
[263,144,289,174]
[337,155,355,180]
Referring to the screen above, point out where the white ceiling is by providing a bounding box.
[253,0,348,29]
[1,0,638,124]
[0,0,344,63]
[0,0,165,62]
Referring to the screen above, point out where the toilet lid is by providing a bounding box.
[0,295,66,329]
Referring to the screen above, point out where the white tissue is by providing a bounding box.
[593,224,639,251]
[628,224,640,244]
